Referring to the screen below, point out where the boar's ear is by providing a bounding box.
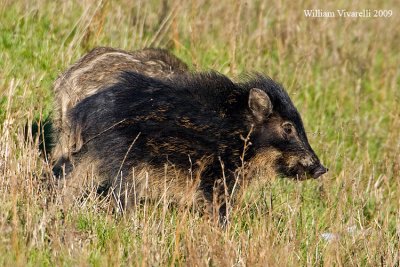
[248,88,273,121]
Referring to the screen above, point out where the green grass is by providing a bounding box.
[0,0,399,266]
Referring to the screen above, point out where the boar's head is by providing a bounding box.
[245,76,327,180]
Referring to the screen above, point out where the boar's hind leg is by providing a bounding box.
[53,152,107,210]
[52,155,74,178]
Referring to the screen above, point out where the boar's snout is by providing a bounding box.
[309,164,328,179]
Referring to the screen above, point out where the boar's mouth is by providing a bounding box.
[296,164,328,180]
[309,164,328,179]
[277,161,328,180]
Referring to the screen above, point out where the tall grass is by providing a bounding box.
[0,0,399,265]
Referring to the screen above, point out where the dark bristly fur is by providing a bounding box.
[60,68,327,220]
[52,47,189,170]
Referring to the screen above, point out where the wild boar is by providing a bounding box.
[59,70,327,220]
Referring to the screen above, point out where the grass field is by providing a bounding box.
[0,0,399,266]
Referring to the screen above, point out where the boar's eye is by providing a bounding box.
[282,122,294,135]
